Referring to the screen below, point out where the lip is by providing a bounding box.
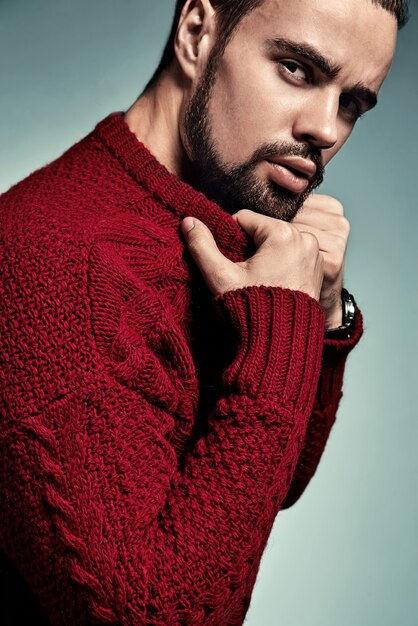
[267,156,317,179]
[265,160,310,194]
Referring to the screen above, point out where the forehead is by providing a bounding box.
[237,0,398,91]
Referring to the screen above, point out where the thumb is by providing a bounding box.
[181,217,234,296]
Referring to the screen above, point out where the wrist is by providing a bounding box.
[324,301,343,330]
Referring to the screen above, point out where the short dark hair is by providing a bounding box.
[144,0,409,91]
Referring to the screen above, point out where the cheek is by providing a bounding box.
[207,59,294,163]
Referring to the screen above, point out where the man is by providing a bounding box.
[0,0,406,624]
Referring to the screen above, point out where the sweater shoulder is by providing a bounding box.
[0,128,156,244]
[0,128,192,420]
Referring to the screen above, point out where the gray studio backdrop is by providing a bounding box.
[1,1,417,624]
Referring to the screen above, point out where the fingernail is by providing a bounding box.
[183,217,195,232]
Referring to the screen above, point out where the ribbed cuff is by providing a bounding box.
[213,286,325,408]
[316,306,364,409]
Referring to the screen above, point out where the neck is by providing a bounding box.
[124,69,191,180]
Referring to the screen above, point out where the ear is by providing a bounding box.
[174,0,216,82]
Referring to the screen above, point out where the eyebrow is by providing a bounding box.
[268,37,378,112]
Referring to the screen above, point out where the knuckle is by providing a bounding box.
[328,257,341,276]
[331,198,344,214]
[339,215,350,235]
[274,222,296,242]
[302,231,319,250]
[335,234,348,255]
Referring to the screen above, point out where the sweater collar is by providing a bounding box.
[94,112,254,262]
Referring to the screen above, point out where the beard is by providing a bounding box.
[183,50,325,222]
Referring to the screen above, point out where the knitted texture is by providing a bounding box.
[0,112,363,625]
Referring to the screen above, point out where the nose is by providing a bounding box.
[292,87,340,150]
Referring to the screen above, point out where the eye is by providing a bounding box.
[278,60,309,83]
[340,93,363,120]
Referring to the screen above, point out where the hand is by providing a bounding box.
[181,210,324,301]
[292,194,350,329]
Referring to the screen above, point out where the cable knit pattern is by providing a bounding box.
[0,112,363,625]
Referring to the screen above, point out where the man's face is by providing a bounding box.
[182,0,397,220]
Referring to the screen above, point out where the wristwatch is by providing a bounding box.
[324,288,356,339]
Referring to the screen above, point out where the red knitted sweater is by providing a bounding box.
[0,112,362,625]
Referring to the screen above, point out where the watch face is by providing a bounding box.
[325,289,356,338]
[342,289,356,327]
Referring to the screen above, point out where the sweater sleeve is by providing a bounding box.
[280,307,363,509]
[1,239,326,626]
[144,286,325,625]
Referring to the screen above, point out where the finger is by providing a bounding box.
[293,210,346,231]
[181,217,234,294]
[302,194,345,215]
[292,222,345,253]
[232,209,286,248]
[293,223,327,248]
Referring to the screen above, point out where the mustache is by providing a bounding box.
[249,141,324,186]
